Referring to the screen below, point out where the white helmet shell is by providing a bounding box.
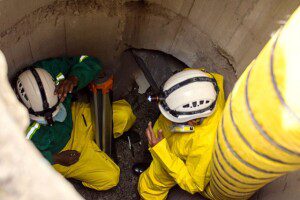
[16,68,60,121]
[158,69,218,123]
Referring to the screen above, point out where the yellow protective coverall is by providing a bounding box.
[138,73,225,200]
[113,99,137,138]
[54,99,136,190]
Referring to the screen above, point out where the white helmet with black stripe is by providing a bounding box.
[15,68,60,125]
[158,69,219,123]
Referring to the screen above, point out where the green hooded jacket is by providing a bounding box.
[25,55,102,164]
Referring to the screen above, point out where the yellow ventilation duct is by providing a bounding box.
[209,6,300,200]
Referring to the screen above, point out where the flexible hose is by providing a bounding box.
[210,6,300,200]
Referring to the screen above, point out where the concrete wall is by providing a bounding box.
[251,170,300,200]
[147,0,300,75]
[1,0,299,75]
[0,0,298,81]
[0,0,299,199]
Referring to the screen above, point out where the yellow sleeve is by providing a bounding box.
[149,138,201,193]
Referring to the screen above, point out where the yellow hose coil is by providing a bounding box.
[210,7,300,200]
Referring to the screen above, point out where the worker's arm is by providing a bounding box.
[149,138,207,194]
[56,56,102,102]
[41,150,54,164]
[67,55,102,90]
[31,133,55,164]
[35,56,102,102]
[35,147,80,166]
[33,136,80,166]
[145,122,203,193]
[34,56,102,89]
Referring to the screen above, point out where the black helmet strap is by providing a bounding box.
[162,76,219,98]
[30,68,50,110]
[29,68,59,125]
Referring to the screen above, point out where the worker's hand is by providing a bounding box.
[53,150,80,166]
[55,75,78,102]
[145,122,164,148]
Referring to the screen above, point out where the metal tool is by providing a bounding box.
[127,136,135,157]
[90,73,113,156]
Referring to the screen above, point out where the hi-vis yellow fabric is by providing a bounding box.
[209,7,300,200]
[113,99,136,138]
[54,102,120,191]
[138,72,225,200]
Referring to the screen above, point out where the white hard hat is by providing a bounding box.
[158,69,219,123]
[15,68,60,124]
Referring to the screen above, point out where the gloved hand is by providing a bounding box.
[53,150,80,166]
[145,122,164,147]
[55,75,78,102]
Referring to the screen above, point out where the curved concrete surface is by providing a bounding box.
[1,0,298,77]
[0,0,299,199]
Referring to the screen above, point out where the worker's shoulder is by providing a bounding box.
[25,122,42,140]
[34,55,101,67]
[69,55,99,62]
[25,121,52,140]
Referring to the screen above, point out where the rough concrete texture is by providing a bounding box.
[0,50,82,200]
[153,0,300,75]
[1,0,300,199]
[0,0,234,80]
[0,0,299,77]
[250,170,300,200]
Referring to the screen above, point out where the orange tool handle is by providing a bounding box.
[89,76,113,95]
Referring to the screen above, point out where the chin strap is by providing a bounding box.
[45,112,54,125]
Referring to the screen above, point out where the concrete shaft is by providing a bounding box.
[0,0,299,200]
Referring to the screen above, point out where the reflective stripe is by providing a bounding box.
[26,122,41,139]
[55,72,65,85]
[79,55,88,63]
[56,72,65,81]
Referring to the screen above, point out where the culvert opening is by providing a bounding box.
[9,48,231,200]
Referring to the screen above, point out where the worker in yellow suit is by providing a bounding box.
[137,69,225,199]
[53,99,136,190]
[15,56,136,191]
